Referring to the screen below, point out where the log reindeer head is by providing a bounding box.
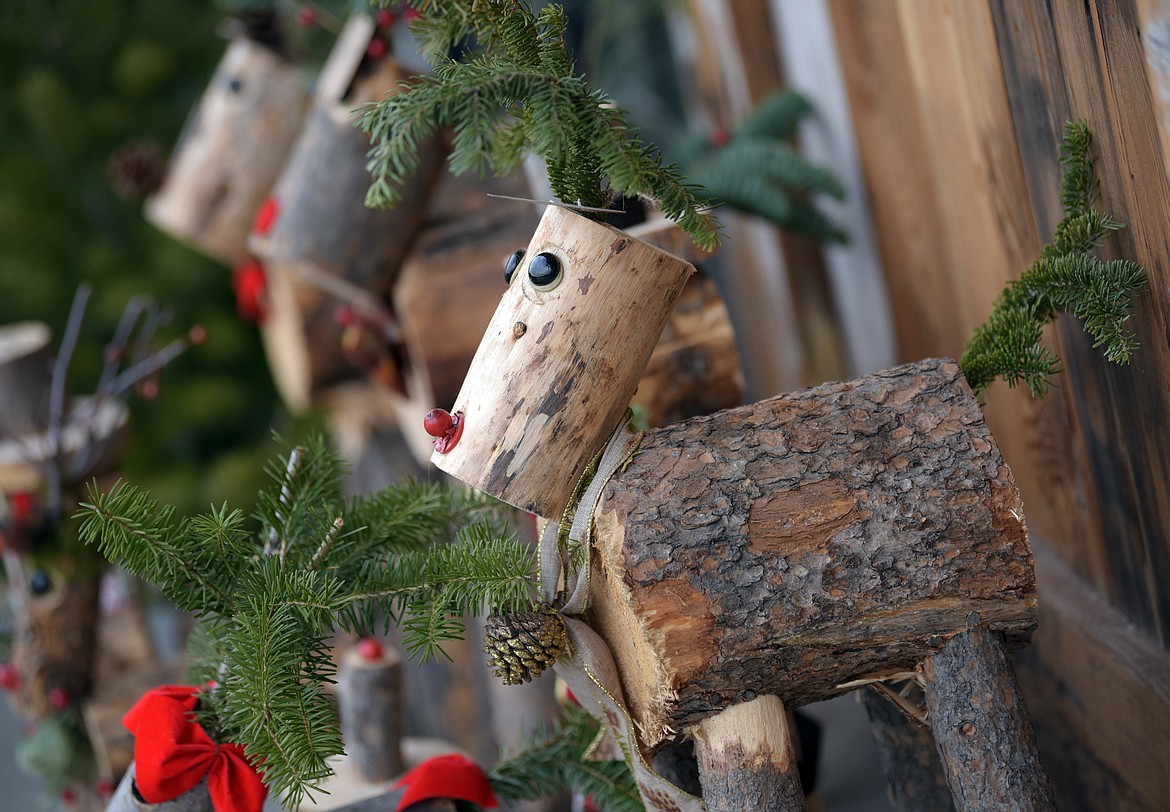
[145,33,308,266]
[430,205,695,518]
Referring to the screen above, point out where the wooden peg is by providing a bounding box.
[338,641,404,783]
[692,695,806,811]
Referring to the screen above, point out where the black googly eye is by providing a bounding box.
[29,569,52,596]
[504,249,525,285]
[528,252,562,290]
[228,77,243,94]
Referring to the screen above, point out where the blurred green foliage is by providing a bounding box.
[0,0,312,515]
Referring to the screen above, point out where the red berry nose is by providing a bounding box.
[424,408,455,438]
[356,637,384,661]
[49,687,70,709]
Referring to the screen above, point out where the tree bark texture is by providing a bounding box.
[923,615,1056,812]
[252,16,446,412]
[693,695,806,812]
[432,205,696,518]
[338,643,404,783]
[862,687,955,812]
[0,321,54,439]
[145,36,307,266]
[589,358,1036,748]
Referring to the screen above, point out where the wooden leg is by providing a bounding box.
[922,615,1056,812]
[692,695,805,812]
[862,686,955,812]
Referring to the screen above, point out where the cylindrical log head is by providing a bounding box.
[250,15,446,412]
[0,321,54,439]
[589,359,1036,748]
[430,205,695,518]
[145,36,308,266]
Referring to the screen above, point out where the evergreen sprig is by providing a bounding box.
[76,436,534,806]
[681,90,848,243]
[489,704,644,812]
[960,120,1147,398]
[359,0,721,250]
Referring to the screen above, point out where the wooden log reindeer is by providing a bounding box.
[427,205,1056,811]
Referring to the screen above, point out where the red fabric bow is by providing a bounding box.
[123,685,267,812]
[232,260,269,324]
[394,753,498,810]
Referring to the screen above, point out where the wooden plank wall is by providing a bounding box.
[823,0,1170,808]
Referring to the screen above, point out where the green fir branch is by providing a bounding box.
[960,120,1147,398]
[676,90,848,243]
[75,436,531,804]
[489,704,644,812]
[76,484,241,616]
[359,1,722,250]
[337,524,539,660]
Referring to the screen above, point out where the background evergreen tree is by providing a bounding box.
[0,0,298,517]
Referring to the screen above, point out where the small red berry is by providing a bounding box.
[232,260,269,325]
[366,38,388,60]
[135,374,161,401]
[356,638,384,662]
[296,7,318,28]
[334,305,358,327]
[9,491,36,525]
[59,787,77,805]
[0,662,19,692]
[187,324,208,346]
[709,126,731,147]
[375,8,396,28]
[95,780,115,797]
[251,196,279,237]
[423,408,455,438]
[403,7,422,24]
[49,687,71,709]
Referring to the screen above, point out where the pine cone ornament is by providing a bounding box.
[483,604,567,685]
[107,140,167,200]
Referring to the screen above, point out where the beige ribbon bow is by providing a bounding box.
[540,417,706,812]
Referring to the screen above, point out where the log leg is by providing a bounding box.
[862,687,955,812]
[692,695,805,812]
[921,615,1056,812]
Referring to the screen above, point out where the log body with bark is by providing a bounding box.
[589,358,1036,747]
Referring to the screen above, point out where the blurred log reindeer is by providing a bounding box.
[0,286,202,796]
[424,204,1055,812]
